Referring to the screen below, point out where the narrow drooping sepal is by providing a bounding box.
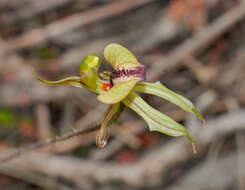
[98,78,140,104]
[104,43,139,69]
[34,71,85,89]
[96,103,123,148]
[134,81,205,128]
[123,92,197,153]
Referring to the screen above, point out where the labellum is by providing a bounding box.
[110,65,146,85]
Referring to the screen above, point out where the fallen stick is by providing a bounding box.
[1,109,245,187]
[6,0,157,52]
[166,153,242,190]
[148,2,245,80]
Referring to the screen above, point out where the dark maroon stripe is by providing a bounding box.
[110,65,146,85]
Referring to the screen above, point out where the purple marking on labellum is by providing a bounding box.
[110,65,146,85]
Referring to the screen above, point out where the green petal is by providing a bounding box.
[104,43,139,69]
[96,103,123,148]
[134,81,205,128]
[97,78,139,104]
[34,71,85,89]
[123,92,197,153]
[79,54,102,92]
[79,54,101,74]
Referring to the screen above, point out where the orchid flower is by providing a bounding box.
[35,43,204,153]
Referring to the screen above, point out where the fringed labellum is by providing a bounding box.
[110,65,146,85]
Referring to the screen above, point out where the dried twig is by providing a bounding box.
[35,103,52,141]
[166,153,243,190]
[0,165,71,190]
[5,0,157,52]
[1,109,245,187]
[148,2,245,80]
[3,0,72,22]
[236,133,245,190]
[0,125,100,163]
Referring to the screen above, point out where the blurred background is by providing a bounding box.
[0,0,245,189]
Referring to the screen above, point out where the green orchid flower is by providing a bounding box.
[34,43,204,153]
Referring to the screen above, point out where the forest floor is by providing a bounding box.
[0,0,245,189]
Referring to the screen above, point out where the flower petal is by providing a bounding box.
[79,54,101,73]
[134,81,205,127]
[98,78,139,104]
[104,43,139,69]
[96,103,124,147]
[79,54,103,93]
[34,71,85,89]
[123,92,197,153]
